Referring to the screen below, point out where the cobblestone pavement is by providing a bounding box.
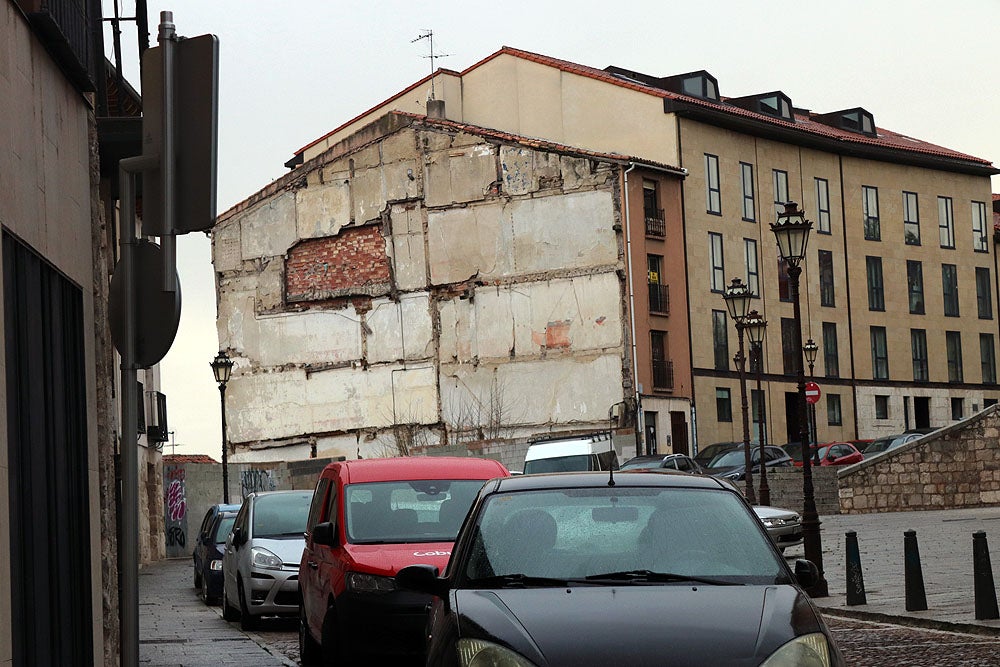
[825,614,1000,666]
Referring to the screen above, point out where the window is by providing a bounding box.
[973,201,989,252]
[875,395,889,420]
[709,232,724,292]
[705,154,721,214]
[740,163,755,221]
[643,180,665,236]
[911,329,928,382]
[903,191,920,245]
[981,333,996,385]
[744,239,759,297]
[951,397,964,421]
[907,260,924,315]
[827,394,842,426]
[822,322,839,378]
[863,186,880,240]
[777,257,790,302]
[942,264,959,317]
[651,331,672,390]
[679,72,719,101]
[870,326,888,380]
[977,267,993,320]
[938,196,955,248]
[781,318,797,375]
[712,310,729,371]
[946,331,963,383]
[815,178,831,234]
[773,169,788,219]
[716,388,733,422]
[866,256,884,311]
[818,250,835,307]
[647,255,667,313]
[751,389,765,443]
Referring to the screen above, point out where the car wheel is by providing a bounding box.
[321,606,347,665]
[299,602,322,665]
[222,586,240,621]
[238,579,260,631]
[193,563,202,589]
[201,572,217,605]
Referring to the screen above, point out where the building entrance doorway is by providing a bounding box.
[914,396,931,429]
[785,392,805,445]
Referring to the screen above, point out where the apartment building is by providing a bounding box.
[288,47,997,453]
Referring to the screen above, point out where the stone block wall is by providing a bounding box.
[838,405,1000,513]
[760,467,840,515]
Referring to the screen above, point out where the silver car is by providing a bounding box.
[222,490,312,630]
[754,505,803,553]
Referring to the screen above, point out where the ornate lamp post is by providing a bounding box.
[743,310,769,506]
[210,351,234,504]
[771,202,828,597]
[803,338,820,465]
[723,277,755,505]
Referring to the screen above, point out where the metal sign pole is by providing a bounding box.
[159,12,177,292]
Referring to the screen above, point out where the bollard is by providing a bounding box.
[973,531,999,620]
[904,529,927,612]
[845,531,867,605]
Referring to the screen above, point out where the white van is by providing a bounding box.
[522,433,620,475]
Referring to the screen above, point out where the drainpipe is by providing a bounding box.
[623,163,644,457]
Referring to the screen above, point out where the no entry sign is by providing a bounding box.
[805,381,822,404]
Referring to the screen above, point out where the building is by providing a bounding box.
[213,111,688,468]
[287,46,998,452]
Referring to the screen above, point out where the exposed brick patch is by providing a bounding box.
[285,226,391,302]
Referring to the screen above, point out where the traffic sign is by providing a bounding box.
[805,381,822,404]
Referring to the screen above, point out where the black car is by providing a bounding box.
[193,503,240,604]
[705,445,793,482]
[693,441,741,469]
[620,453,703,474]
[396,471,843,666]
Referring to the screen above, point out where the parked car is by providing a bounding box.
[522,432,619,474]
[192,503,240,604]
[862,434,900,456]
[620,453,703,474]
[222,490,313,630]
[705,445,793,481]
[693,441,742,469]
[865,429,937,456]
[753,505,803,553]
[788,442,865,467]
[396,471,843,666]
[298,456,510,665]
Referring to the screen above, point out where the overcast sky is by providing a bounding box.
[105,0,1000,457]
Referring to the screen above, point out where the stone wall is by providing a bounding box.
[838,405,1000,513]
[760,467,840,515]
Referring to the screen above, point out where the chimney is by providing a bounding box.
[427,98,446,119]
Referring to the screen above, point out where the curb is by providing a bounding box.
[819,606,1000,637]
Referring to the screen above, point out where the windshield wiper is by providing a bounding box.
[469,573,571,588]
[583,569,740,586]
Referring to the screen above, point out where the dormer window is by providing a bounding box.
[813,107,877,137]
[661,70,720,102]
[727,92,794,121]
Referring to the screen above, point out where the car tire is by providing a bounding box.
[202,572,217,605]
[299,602,322,665]
[321,606,346,665]
[222,586,240,621]
[238,579,260,631]
[193,564,201,589]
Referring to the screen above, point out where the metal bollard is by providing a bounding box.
[973,531,999,620]
[845,531,867,605]
[904,529,927,612]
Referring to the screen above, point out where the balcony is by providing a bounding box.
[648,283,669,314]
[645,209,665,237]
[652,360,674,390]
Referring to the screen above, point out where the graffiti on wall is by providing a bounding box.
[241,467,277,497]
[164,464,188,557]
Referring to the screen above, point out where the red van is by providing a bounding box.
[298,456,509,664]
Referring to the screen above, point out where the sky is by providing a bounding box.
[104,0,1000,457]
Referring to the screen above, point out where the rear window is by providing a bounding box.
[345,479,487,544]
[251,492,312,539]
[523,454,596,474]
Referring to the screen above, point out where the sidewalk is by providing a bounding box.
[139,557,295,666]
[809,506,1000,634]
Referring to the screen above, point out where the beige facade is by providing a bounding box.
[294,47,998,456]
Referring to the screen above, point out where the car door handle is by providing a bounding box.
[308,560,318,570]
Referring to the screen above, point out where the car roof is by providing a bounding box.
[325,456,509,484]
[486,470,732,493]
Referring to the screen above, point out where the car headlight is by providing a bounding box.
[250,547,283,570]
[457,639,536,667]
[345,572,396,594]
[722,470,743,480]
[760,633,832,667]
[209,559,223,571]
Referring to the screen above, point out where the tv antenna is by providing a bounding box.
[412,29,450,100]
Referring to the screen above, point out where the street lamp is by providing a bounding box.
[771,201,828,597]
[210,350,234,504]
[803,338,820,465]
[743,310,769,506]
[723,277,756,505]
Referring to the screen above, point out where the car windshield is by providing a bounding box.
[523,454,597,474]
[783,443,803,461]
[706,450,749,468]
[693,444,731,464]
[251,492,312,538]
[461,487,784,586]
[345,479,487,544]
[215,516,236,543]
[816,446,831,459]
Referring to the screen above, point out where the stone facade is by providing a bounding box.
[838,406,1000,513]
[762,467,840,516]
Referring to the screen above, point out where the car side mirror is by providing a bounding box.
[311,521,338,547]
[232,528,247,548]
[396,564,446,597]
[793,559,818,589]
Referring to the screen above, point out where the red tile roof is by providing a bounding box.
[163,454,218,464]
